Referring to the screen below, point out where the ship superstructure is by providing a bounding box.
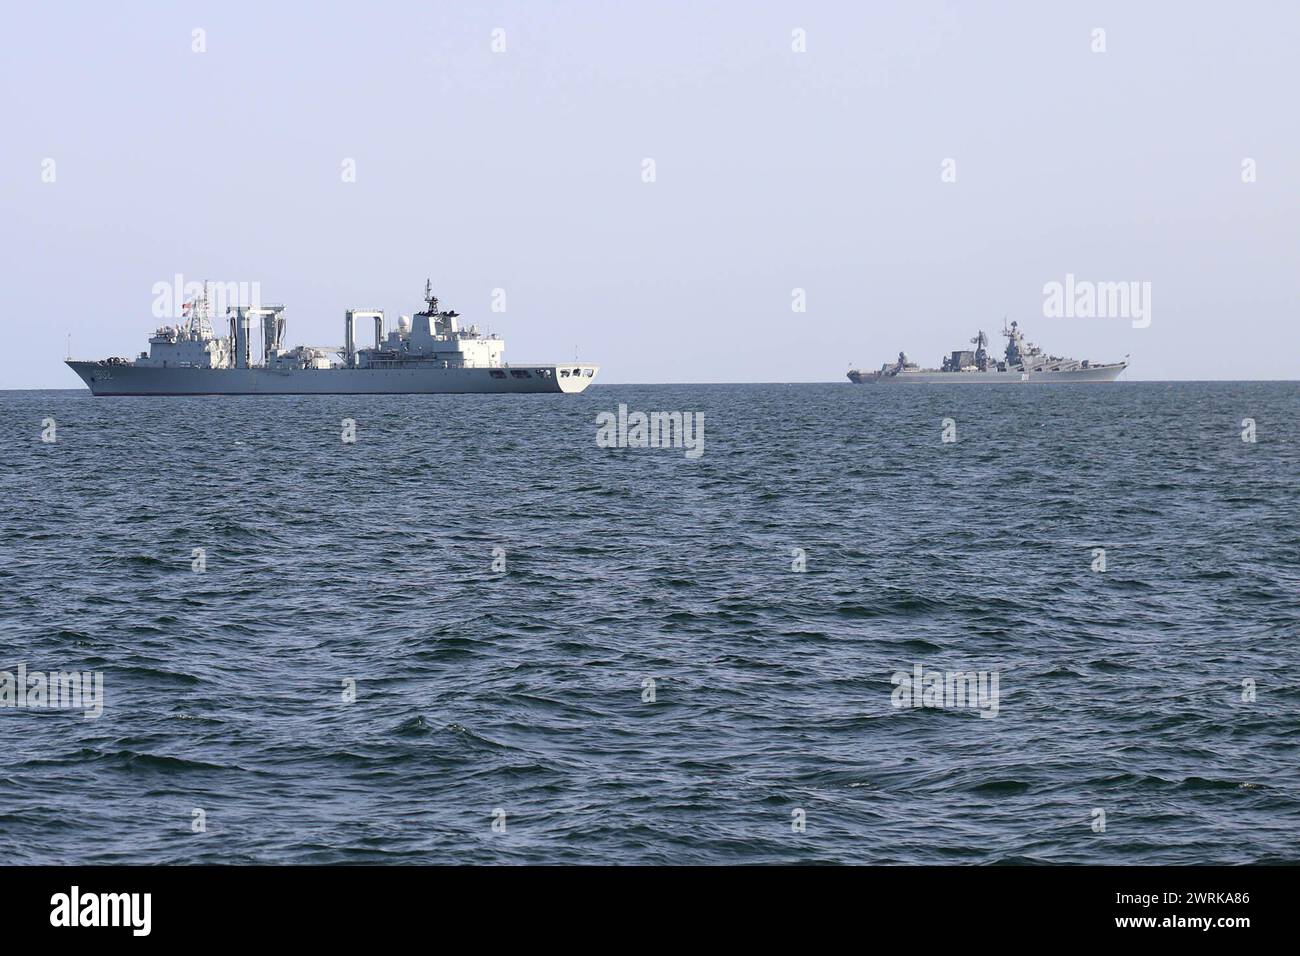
[68,280,598,395]
[847,321,1127,384]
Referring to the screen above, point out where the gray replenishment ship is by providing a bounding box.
[847,321,1127,384]
[67,280,598,396]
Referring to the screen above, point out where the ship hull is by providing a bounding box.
[67,362,598,396]
[848,364,1126,384]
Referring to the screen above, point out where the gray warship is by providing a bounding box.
[847,321,1127,384]
[67,280,598,396]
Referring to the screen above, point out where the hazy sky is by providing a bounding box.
[2,1,1297,387]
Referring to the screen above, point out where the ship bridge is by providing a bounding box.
[350,280,506,370]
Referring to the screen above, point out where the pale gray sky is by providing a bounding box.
[2,0,1297,387]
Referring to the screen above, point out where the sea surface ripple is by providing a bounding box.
[1,382,1298,864]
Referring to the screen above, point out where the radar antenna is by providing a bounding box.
[423,278,438,315]
[971,330,989,349]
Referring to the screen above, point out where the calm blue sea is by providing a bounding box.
[1,382,1297,864]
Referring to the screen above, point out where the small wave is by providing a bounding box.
[103,750,230,773]
[113,665,202,686]
[393,715,433,736]
[1179,776,1258,792]
[967,779,1033,795]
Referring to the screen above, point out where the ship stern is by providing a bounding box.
[554,365,599,393]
